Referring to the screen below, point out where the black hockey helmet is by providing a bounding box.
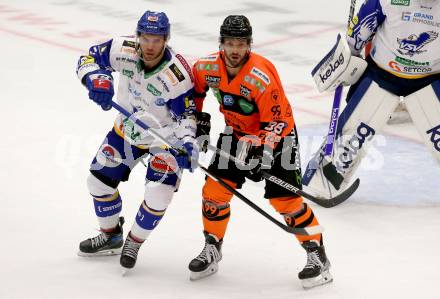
[220,15,252,43]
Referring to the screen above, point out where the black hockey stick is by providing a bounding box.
[206,143,359,208]
[198,164,323,236]
[111,101,322,236]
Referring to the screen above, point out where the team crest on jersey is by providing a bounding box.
[96,144,122,168]
[397,31,438,57]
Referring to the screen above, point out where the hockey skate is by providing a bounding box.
[120,233,143,274]
[78,217,124,257]
[188,233,222,281]
[299,241,333,289]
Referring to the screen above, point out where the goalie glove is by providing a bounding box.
[311,33,367,93]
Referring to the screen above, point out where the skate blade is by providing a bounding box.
[77,248,122,257]
[121,267,130,276]
[301,270,333,289]
[189,263,219,281]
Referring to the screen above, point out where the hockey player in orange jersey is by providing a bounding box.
[188,15,332,289]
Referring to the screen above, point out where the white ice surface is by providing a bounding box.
[1,0,440,298]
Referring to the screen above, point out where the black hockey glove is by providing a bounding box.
[195,112,211,153]
[246,145,275,182]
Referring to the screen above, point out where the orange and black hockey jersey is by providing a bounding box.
[193,51,294,148]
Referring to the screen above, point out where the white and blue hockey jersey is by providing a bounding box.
[347,0,440,78]
[76,36,196,148]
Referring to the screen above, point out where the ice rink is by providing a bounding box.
[2,0,440,298]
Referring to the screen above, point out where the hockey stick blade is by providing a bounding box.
[201,165,322,236]
[303,178,360,208]
[263,172,360,208]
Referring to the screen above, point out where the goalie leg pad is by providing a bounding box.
[303,77,400,198]
[405,82,440,166]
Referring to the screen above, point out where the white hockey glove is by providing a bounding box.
[311,34,367,93]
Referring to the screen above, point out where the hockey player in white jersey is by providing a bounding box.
[303,0,440,200]
[76,11,199,271]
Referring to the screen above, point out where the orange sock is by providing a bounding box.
[201,177,235,240]
[270,196,322,244]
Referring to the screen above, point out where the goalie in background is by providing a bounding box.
[303,0,440,200]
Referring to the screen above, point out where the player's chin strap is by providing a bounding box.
[110,101,320,236]
[205,143,359,208]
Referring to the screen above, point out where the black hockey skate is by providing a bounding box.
[188,233,222,281]
[78,217,124,257]
[298,241,333,289]
[120,233,143,272]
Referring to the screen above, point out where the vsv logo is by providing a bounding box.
[320,53,345,83]
[427,124,440,152]
[397,31,438,57]
[335,122,376,172]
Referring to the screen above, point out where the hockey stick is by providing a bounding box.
[206,143,359,208]
[323,0,357,156]
[111,101,322,236]
[324,85,343,156]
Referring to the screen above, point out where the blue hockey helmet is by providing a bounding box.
[136,11,170,37]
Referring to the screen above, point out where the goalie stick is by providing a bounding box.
[111,101,322,236]
[323,0,357,157]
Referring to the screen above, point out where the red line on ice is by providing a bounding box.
[0,27,83,52]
